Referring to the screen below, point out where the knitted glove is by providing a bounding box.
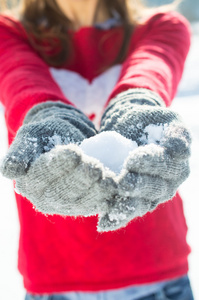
[15,143,117,217]
[0,101,118,217]
[98,88,191,231]
[1,101,97,179]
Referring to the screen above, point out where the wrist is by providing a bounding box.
[107,88,165,110]
[23,101,85,124]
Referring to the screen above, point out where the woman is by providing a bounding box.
[0,0,194,299]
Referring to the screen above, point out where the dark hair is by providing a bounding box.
[0,0,180,67]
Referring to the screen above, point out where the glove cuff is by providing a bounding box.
[24,101,92,124]
[23,101,71,124]
[100,88,166,140]
[23,101,97,137]
[107,88,165,110]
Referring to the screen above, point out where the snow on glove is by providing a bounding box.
[15,143,118,217]
[98,88,191,231]
[0,101,118,216]
[0,101,97,179]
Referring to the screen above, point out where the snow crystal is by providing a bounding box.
[26,137,38,142]
[48,135,62,145]
[140,124,166,145]
[43,135,62,152]
[109,212,127,222]
[80,131,138,174]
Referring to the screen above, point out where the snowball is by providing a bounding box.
[80,131,138,174]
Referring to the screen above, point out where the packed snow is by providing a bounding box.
[141,124,166,144]
[0,22,199,300]
[79,125,166,174]
[80,131,138,174]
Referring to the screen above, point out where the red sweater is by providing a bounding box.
[0,11,191,294]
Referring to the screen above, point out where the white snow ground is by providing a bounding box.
[0,23,199,300]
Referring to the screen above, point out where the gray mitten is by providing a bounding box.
[15,143,117,217]
[1,101,97,179]
[0,102,118,217]
[98,88,191,231]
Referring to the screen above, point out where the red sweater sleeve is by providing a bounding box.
[108,11,191,106]
[0,16,72,136]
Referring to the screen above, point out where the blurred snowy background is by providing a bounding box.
[0,1,199,300]
[147,0,199,21]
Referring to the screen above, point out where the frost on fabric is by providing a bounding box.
[18,136,39,168]
[80,131,138,174]
[140,124,167,145]
[43,135,62,152]
[109,212,127,222]
[42,134,74,152]
[25,137,38,156]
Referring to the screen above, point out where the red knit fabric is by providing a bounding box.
[0,11,191,294]
[108,12,191,106]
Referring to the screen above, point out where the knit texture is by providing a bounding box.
[0,101,97,179]
[98,88,191,231]
[15,143,118,217]
[0,12,192,293]
[1,101,119,218]
[13,89,191,232]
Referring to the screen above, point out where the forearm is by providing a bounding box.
[0,16,72,137]
[107,12,191,107]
